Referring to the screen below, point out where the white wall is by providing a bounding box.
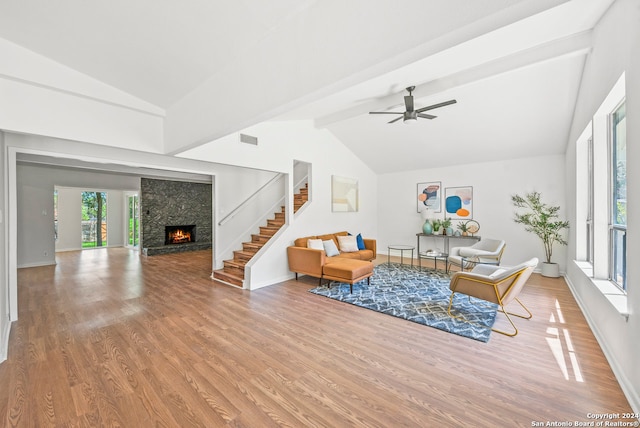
[0,131,9,361]
[378,154,566,270]
[16,164,56,267]
[16,164,139,266]
[56,187,81,251]
[180,120,379,289]
[55,187,126,252]
[563,0,639,413]
[0,38,164,153]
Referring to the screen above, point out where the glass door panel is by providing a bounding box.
[126,193,140,248]
[81,191,107,248]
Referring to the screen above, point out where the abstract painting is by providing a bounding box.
[332,175,359,212]
[417,181,441,213]
[445,186,473,219]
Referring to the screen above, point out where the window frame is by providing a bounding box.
[586,136,594,264]
[608,100,626,291]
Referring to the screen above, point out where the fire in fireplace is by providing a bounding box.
[165,225,196,245]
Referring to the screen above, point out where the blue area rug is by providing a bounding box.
[309,263,498,342]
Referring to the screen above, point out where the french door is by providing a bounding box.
[81,191,108,248]
[126,192,140,248]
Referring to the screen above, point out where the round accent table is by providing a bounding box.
[387,245,415,267]
[419,251,449,273]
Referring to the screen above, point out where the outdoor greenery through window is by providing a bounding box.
[127,194,140,247]
[82,191,107,248]
[611,102,626,290]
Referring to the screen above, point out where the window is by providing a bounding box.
[576,73,627,298]
[81,191,108,248]
[610,101,626,290]
[126,193,140,248]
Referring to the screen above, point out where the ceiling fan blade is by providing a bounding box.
[388,116,404,124]
[418,113,437,119]
[404,95,414,112]
[369,111,403,115]
[415,99,457,113]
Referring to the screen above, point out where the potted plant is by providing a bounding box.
[511,191,569,277]
[457,221,469,236]
[442,217,453,235]
[432,219,442,235]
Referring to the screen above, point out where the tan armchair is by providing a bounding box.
[448,238,506,271]
[447,258,538,337]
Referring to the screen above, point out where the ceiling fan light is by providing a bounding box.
[404,111,417,124]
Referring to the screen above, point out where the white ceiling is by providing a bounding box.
[0,0,615,173]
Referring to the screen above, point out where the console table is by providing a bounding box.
[416,233,481,270]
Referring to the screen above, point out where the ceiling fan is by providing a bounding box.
[369,86,457,124]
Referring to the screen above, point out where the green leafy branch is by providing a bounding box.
[511,192,569,264]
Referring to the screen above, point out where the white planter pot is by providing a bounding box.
[541,262,560,278]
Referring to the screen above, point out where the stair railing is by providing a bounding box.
[218,173,283,226]
[215,173,286,267]
[293,174,308,195]
[217,195,286,265]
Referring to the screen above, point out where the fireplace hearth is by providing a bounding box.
[165,225,196,245]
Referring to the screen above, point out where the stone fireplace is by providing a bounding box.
[140,178,212,255]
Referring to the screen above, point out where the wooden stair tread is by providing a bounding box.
[242,242,263,252]
[212,269,243,287]
[224,259,247,268]
[233,250,255,260]
[218,181,307,288]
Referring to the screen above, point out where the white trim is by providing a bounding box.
[563,270,639,414]
[0,316,10,362]
[17,261,57,269]
[8,147,17,322]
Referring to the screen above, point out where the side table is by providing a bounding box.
[387,245,415,267]
[418,251,449,273]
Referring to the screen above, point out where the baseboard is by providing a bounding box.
[563,273,640,414]
[249,273,296,290]
[0,316,11,363]
[55,247,81,252]
[17,260,57,268]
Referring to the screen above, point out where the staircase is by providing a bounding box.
[213,184,308,287]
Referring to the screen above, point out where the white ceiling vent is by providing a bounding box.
[239,133,258,145]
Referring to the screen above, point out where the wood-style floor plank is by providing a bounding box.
[0,248,634,427]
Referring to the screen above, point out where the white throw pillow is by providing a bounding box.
[337,235,359,253]
[307,238,324,251]
[322,239,340,257]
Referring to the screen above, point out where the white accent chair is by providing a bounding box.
[448,238,506,271]
[447,257,538,337]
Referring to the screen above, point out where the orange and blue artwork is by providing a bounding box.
[417,181,441,213]
[445,186,473,219]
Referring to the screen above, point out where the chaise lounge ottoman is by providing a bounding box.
[321,258,374,293]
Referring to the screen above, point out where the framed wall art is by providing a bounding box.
[417,181,441,213]
[445,186,473,219]
[332,175,359,212]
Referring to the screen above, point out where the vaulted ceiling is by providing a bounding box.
[0,0,615,173]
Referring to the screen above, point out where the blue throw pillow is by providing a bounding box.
[323,240,340,257]
[356,233,365,250]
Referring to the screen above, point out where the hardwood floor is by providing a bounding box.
[0,248,633,427]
